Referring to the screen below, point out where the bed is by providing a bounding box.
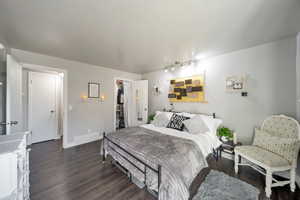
[102,112,222,200]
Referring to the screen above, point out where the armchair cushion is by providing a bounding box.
[235,146,290,168]
[253,128,300,164]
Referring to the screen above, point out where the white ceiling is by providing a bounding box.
[0,0,299,74]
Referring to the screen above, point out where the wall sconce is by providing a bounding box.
[100,95,105,102]
[153,85,161,96]
[81,94,88,102]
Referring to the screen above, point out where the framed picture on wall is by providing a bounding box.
[88,82,100,98]
[226,76,245,92]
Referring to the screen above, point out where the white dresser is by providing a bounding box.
[0,132,31,200]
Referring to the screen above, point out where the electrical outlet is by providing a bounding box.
[241,92,248,97]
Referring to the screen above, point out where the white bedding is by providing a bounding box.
[140,124,222,157]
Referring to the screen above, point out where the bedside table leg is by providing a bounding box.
[234,153,239,174]
[213,148,219,161]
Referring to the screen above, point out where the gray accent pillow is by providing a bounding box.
[151,112,170,127]
[183,116,210,134]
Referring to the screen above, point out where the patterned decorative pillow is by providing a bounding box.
[253,128,300,164]
[166,114,190,131]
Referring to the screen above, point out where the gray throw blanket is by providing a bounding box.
[104,127,208,200]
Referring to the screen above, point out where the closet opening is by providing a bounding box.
[113,78,148,131]
[116,80,125,130]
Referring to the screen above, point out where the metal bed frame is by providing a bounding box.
[102,132,162,198]
[102,112,217,198]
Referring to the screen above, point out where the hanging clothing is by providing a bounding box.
[117,87,124,104]
[123,81,133,128]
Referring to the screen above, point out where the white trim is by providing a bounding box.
[64,132,102,148]
[113,77,134,131]
[21,63,69,149]
[53,135,62,140]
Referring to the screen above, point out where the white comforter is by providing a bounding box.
[140,124,222,157]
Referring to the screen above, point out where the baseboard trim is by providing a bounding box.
[54,135,62,140]
[63,132,102,149]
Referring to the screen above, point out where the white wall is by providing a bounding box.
[11,48,141,146]
[142,37,297,144]
[22,69,28,131]
[297,33,300,121]
[0,42,6,135]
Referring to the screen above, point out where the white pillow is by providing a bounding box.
[155,111,173,120]
[179,112,196,119]
[151,112,170,127]
[200,115,222,134]
[183,116,210,134]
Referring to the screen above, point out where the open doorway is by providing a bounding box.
[115,79,134,130]
[21,64,68,147]
[114,78,148,131]
[115,80,125,130]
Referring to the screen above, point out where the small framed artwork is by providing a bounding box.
[226,76,245,92]
[88,82,100,98]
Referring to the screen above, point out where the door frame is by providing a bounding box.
[22,63,69,148]
[113,77,133,131]
[133,80,148,126]
[28,71,59,143]
[6,54,23,134]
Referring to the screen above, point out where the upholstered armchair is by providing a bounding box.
[234,115,300,198]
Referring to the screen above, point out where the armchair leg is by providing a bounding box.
[290,168,296,192]
[265,170,272,198]
[234,153,239,174]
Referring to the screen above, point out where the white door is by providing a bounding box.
[6,55,23,134]
[29,72,58,143]
[0,48,6,135]
[132,80,148,126]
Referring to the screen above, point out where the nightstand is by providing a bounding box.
[215,141,242,161]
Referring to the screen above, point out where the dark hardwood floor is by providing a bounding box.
[30,140,300,200]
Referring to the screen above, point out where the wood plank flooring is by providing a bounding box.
[30,140,300,200]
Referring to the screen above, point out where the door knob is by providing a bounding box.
[10,121,18,126]
[50,110,55,113]
[0,122,8,126]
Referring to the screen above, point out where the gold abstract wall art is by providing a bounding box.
[168,75,206,102]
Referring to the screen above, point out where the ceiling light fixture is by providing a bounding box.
[163,59,200,72]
